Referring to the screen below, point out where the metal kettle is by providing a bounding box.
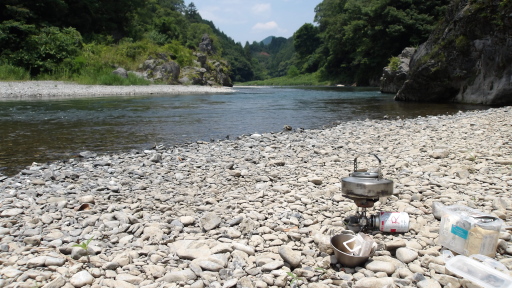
[341,154,393,208]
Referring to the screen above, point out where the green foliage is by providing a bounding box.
[73,236,94,252]
[245,36,296,79]
[185,2,202,23]
[0,20,37,56]
[0,64,30,80]
[387,56,400,72]
[0,0,450,85]
[146,31,170,46]
[455,35,470,53]
[294,23,321,58]
[21,27,83,75]
[287,65,300,77]
[0,21,82,76]
[313,0,449,85]
[164,41,194,67]
[75,67,150,85]
[185,23,222,55]
[241,72,329,86]
[286,271,303,287]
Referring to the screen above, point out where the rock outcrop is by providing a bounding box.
[380,47,415,94]
[142,55,181,84]
[395,0,512,104]
[113,34,233,87]
[179,52,233,87]
[198,33,214,55]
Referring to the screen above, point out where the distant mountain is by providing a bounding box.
[261,36,275,45]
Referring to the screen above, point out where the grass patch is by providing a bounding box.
[0,64,31,81]
[387,56,400,72]
[0,39,189,85]
[74,67,150,85]
[239,72,330,86]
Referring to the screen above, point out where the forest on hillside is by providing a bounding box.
[0,0,449,85]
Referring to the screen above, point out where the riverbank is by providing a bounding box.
[1,107,511,288]
[0,81,234,100]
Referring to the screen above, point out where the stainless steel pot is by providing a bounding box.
[341,154,393,207]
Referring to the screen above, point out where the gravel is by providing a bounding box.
[0,88,511,288]
[0,81,234,100]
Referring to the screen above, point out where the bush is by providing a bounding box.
[287,65,300,77]
[75,67,150,85]
[455,36,470,53]
[21,27,83,75]
[0,64,30,80]
[163,41,194,67]
[241,72,328,86]
[387,56,400,72]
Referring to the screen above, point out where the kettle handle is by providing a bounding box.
[353,154,382,178]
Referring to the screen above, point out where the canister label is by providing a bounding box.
[379,212,409,232]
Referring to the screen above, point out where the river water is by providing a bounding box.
[0,86,492,176]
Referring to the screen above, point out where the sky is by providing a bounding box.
[186,0,322,45]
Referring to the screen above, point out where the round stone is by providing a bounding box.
[396,247,418,264]
[70,270,94,287]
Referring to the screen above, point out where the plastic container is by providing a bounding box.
[438,205,503,256]
[444,250,512,288]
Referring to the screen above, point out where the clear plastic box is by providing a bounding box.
[444,251,512,288]
[438,205,503,257]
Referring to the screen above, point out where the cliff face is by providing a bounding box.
[395,0,512,104]
[380,47,416,94]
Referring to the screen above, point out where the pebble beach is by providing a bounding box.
[0,82,512,288]
[0,81,234,100]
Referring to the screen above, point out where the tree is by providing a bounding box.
[185,2,201,23]
[314,0,449,85]
[243,41,252,61]
[293,23,321,58]
[287,65,300,77]
[12,26,82,75]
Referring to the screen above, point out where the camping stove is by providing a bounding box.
[341,154,396,232]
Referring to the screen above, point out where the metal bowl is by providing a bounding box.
[331,234,374,267]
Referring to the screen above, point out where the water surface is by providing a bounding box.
[0,86,492,176]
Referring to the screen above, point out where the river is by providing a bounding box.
[0,86,492,176]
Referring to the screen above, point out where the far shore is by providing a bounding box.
[0,81,235,100]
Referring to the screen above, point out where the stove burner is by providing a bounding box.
[341,154,394,232]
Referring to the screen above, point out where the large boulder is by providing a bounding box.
[199,34,214,55]
[380,47,415,94]
[179,56,233,87]
[126,35,232,87]
[208,60,233,87]
[179,67,206,86]
[196,53,208,68]
[142,56,181,84]
[395,0,512,104]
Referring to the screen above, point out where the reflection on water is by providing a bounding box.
[0,86,493,176]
